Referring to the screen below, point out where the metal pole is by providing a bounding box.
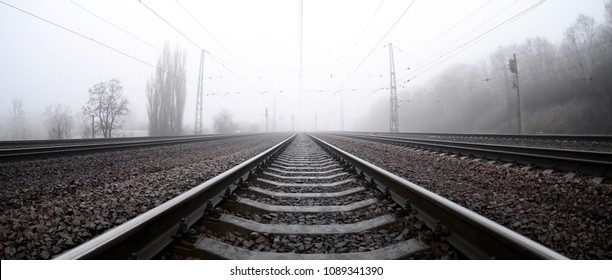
[389,43,399,133]
[194,49,205,135]
[514,53,522,134]
[91,115,95,139]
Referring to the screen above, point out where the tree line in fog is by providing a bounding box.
[2,42,241,140]
[363,4,612,134]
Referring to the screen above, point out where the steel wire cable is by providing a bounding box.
[0,0,204,90]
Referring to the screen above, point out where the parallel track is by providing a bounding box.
[0,134,254,161]
[0,135,197,148]
[357,132,612,145]
[328,132,612,178]
[55,133,567,260]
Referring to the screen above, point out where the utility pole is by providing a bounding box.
[194,49,205,135]
[389,43,399,133]
[91,115,95,139]
[508,53,522,134]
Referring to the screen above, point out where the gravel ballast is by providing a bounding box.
[383,133,612,152]
[317,134,611,259]
[0,133,291,259]
[191,135,454,259]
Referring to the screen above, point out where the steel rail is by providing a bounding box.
[368,135,612,161]
[54,134,296,259]
[0,135,198,147]
[308,134,568,260]
[340,131,612,144]
[328,133,612,177]
[0,134,258,161]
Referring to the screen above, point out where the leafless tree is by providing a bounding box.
[82,79,129,138]
[146,42,187,136]
[7,98,28,140]
[386,11,612,134]
[213,109,238,134]
[561,14,599,84]
[44,104,73,139]
[519,37,557,81]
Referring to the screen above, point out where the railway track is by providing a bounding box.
[329,132,612,179]
[55,133,567,260]
[0,133,254,161]
[0,135,196,149]
[360,132,612,151]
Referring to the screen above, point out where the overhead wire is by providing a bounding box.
[70,0,160,51]
[344,87,387,110]
[139,0,262,95]
[333,0,416,94]
[425,0,519,60]
[2,0,268,126]
[400,40,612,113]
[384,0,497,77]
[343,0,386,65]
[405,0,494,58]
[351,42,411,92]
[401,0,546,82]
[69,0,211,92]
[368,0,518,82]
[174,0,270,91]
[0,0,203,90]
[138,0,202,50]
[321,0,385,92]
[18,0,267,116]
[315,0,416,112]
[390,0,518,84]
[175,0,242,68]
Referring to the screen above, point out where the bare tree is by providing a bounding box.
[7,98,28,140]
[213,109,238,134]
[381,12,612,135]
[146,42,187,136]
[561,14,599,84]
[82,79,129,138]
[44,104,73,139]
[519,37,557,81]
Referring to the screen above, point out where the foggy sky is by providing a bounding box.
[0,0,608,137]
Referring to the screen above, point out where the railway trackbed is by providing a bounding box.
[0,134,253,161]
[55,133,567,260]
[329,132,612,179]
